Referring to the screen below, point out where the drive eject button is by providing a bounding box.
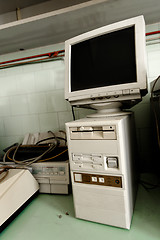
[107,157,118,168]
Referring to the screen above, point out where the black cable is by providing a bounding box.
[150,75,160,149]
[139,178,160,191]
[71,106,76,120]
[141,179,160,188]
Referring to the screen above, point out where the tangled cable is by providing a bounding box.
[3,132,60,166]
[2,131,68,167]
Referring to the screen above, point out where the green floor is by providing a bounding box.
[0,184,160,240]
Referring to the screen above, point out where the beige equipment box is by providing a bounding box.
[31,160,69,194]
[66,113,137,229]
[0,169,39,227]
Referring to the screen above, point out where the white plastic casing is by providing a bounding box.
[65,113,137,229]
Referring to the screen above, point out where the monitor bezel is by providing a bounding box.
[65,15,147,106]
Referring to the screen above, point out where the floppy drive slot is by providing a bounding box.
[70,126,116,140]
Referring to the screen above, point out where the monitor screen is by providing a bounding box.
[71,26,136,92]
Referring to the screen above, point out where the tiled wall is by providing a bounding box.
[0,43,94,158]
[0,22,160,171]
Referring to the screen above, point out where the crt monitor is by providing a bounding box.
[65,15,147,110]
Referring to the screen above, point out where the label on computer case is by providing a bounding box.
[73,172,122,188]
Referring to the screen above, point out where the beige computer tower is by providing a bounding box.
[66,113,137,229]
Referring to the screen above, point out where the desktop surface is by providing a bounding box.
[0,181,160,240]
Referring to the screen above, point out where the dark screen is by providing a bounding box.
[71,26,137,92]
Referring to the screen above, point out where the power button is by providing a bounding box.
[115,179,120,184]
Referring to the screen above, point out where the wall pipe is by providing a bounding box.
[146,30,160,36]
[0,50,65,66]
